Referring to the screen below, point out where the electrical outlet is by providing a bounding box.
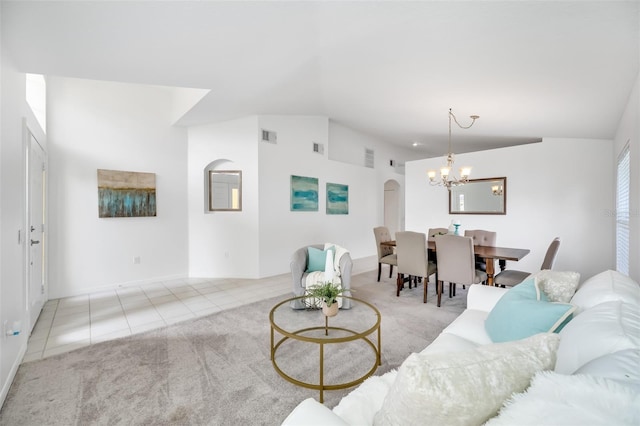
[133,256,141,264]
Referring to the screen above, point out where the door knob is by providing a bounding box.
[30,239,40,246]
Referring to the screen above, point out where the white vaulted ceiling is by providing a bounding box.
[2,1,638,156]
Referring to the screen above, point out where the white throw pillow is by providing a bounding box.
[555,301,640,374]
[570,270,640,312]
[486,371,640,425]
[373,333,560,426]
[533,270,580,303]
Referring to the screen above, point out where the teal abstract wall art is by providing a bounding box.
[290,175,318,211]
[326,182,348,215]
[98,169,157,218]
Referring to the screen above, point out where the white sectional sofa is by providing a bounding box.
[282,270,640,425]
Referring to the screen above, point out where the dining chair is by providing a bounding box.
[395,231,437,303]
[373,226,397,282]
[493,237,561,288]
[434,235,488,307]
[427,228,448,265]
[464,229,497,277]
[427,228,449,241]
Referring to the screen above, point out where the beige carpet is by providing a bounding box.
[0,271,467,425]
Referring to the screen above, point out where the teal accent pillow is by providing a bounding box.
[485,278,576,343]
[307,247,329,272]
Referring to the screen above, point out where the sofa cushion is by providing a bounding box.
[574,349,640,389]
[332,370,398,426]
[373,333,560,426]
[555,300,640,374]
[570,270,640,313]
[420,332,480,355]
[465,284,509,312]
[533,270,581,303]
[485,278,576,343]
[485,371,640,426]
[282,398,349,426]
[439,309,494,346]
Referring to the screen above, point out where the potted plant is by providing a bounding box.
[307,281,344,317]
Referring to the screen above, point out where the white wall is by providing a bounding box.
[328,121,420,174]
[0,49,47,407]
[614,72,640,282]
[0,45,27,408]
[47,77,189,298]
[187,115,409,278]
[187,117,260,278]
[258,116,381,277]
[405,138,614,281]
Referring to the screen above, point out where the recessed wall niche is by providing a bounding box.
[203,159,242,212]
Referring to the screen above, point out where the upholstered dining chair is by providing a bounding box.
[290,244,353,309]
[434,235,488,307]
[494,237,561,288]
[373,226,397,282]
[427,228,449,242]
[464,229,497,276]
[395,231,437,303]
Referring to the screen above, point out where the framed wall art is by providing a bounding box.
[326,182,348,215]
[97,169,156,218]
[290,175,318,211]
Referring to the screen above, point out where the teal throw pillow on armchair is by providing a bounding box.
[485,278,576,343]
[306,246,335,272]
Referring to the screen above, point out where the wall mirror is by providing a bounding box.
[449,177,506,215]
[209,170,242,211]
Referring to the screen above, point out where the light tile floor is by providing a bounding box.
[24,274,292,362]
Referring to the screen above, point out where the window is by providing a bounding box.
[616,143,630,275]
[26,74,46,132]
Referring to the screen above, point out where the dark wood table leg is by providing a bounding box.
[485,257,495,286]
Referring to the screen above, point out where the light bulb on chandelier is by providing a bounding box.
[428,108,479,189]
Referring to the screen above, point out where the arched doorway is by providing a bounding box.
[384,179,401,237]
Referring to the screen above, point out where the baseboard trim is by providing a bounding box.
[0,339,28,409]
[352,255,377,276]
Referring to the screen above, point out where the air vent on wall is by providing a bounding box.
[365,148,375,168]
[261,129,277,144]
[312,142,324,155]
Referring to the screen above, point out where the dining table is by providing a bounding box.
[380,239,530,286]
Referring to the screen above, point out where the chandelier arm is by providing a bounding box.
[428,108,478,190]
[449,109,478,129]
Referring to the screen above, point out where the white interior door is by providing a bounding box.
[28,132,46,332]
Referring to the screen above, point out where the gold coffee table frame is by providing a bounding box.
[269,296,381,403]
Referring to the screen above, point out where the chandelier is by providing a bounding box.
[428,108,479,189]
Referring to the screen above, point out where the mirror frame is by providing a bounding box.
[449,177,507,215]
[208,170,242,211]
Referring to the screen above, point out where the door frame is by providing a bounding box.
[383,179,401,236]
[23,118,48,333]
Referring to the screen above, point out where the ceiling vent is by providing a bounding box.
[365,148,375,169]
[261,129,277,144]
[312,142,324,155]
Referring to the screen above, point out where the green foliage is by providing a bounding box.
[307,281,345,307]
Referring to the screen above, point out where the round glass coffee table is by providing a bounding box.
[269,296,381,403]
